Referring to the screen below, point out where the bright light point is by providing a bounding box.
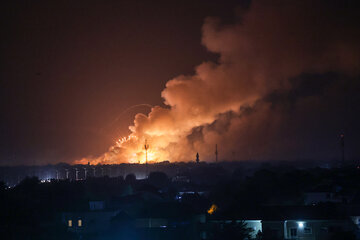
[207,204,218,215]
[298,222,304,228]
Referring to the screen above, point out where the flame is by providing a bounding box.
[75,133,171,165]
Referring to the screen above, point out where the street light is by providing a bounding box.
[298,222,304,228]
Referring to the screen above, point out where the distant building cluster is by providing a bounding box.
[2,161,360,239]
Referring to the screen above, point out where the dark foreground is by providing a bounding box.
[1,161,360,240]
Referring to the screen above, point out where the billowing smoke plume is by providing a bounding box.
[77,0,360,164]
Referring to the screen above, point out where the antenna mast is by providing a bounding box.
[144,139,149,177]
[215,144,218,162]
[340,133,345,166]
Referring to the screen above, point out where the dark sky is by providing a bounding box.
[1,0,360,165]
[0,0,244,165]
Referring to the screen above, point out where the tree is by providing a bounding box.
[210,220,253,240]
[148,171,169,188]
[330,230,356,240]
[0,181,6,192]
[125,173,136,183]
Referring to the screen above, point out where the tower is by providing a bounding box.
[215,144,218,162]
[340,133,345,166]
[83,167,88,179]
[196,152,200,163]
[75,168,79,181]
[144,139,149,177]
[65,169,69,180]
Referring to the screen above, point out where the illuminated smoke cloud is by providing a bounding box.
[77,0,360,164]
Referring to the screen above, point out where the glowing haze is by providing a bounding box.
[76,0,360,165]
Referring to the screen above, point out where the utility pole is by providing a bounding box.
[65,169,69,180]
[75,168,79,181]
[144,139,149,177]
[83,168,88,180]
[215,144,218,163]
[340,133,345,166]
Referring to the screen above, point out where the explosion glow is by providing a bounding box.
[75,0,360,165]
[76,132,170,164]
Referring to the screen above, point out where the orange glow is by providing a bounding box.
[207,204,218,215]
[75,133,171,165]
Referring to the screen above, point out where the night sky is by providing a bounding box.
[1,0,360,165]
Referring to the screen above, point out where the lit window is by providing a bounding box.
[78,219,82,227]
[68,220,72,227]
[321,227,328,232]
